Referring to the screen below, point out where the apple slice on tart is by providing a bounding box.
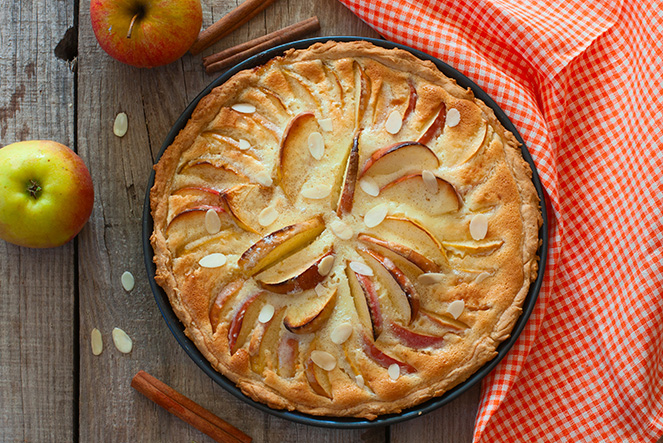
[278,336,300,378]
[227,292,265,355]
[222,183,274,233]
[209,280,245,333]
[284,287,338,334]
[346,264,384,340]
[359,141,440,188]
[306,355,334,399]
[250,306,287,375]
[366,216,449,267]
[359,247,420,325]
[258,251,335,294]
[378,173,461,217]
[335,133,360,216]
[238,215,326,276]
[357,233,441,273]
[278,112,322,200]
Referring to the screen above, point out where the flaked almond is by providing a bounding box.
[205,208,222,234]
[385,109,403,134]
[329,220,353,240]
[91,328,103,356]
[113,112,128,137]
[330,322,353,344]
[318,255,335,276]
[258,205,278,227]
[112,327,133,354]
[469,214,488,240]
[311,350,337,371]
[356,374,365,388]
[417,272,445,285]
[446,108,461,127]
[447,300,465,319]
[388,363,400,380]
[258,304,275,323]
[238,139,251,150]
[231,103,256,114]
[308,131,324,160]
[199,253,227,268]
[422,170,438,194]
[318,118,333,132]
[121,271,135,292]
[359,177,380,197]
[349,261,373,276]
[301,184,331,199]
[475,271,491,283]
[314,283,327,297]
[254,170,273,187]
[364,204,388,228]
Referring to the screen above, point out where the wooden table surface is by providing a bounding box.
[1,0,482,441]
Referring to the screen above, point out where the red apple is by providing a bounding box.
[0,140,94,248]
[90,0,203,68]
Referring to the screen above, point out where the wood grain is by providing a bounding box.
[0,0,76,441]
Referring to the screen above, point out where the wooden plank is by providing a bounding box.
[76,0,386,441]
[0,0,76,441]
[392,384,480,443]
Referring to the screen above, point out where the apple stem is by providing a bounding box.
[127,13,140,39]
[27,179,41,199]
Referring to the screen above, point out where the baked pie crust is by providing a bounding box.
[150,40,541,419]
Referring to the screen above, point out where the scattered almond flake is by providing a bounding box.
[301,184,331,199]
[446,108,461,127]
[113,112,128,137]
[388,363,400,380]
[205,208,222,234]
[121,271,135,292]
[238,139,251,150]
[329,220,353,240]
[318,255,335,276]
[417,272,445,285]
[385,110,403,134]
[91,328,103,356]
[469,214,488,240]
[349,261,373,276]
[311,350,337,371]
[364,204,388,228]
[447,300,465,319]
[254,170,273,187]
[231,103,256,114]
[314,283,327,297]
[112,327,133,354]
[422,170,438,194]
[356,374,365,388]
[258,205,278,227]
[475,271,491,283]
[199,253,227,268]
[318,118,333,132]
[359,177,380,197]
[258,304,275,323]
[330,322,353,344]
[308,132,325,160]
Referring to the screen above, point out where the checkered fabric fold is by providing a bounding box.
[337,0,663,440]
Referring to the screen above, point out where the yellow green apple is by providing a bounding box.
[0,140,94,248]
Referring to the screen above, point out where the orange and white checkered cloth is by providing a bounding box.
[337,0,663,440]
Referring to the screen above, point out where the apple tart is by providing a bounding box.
[150,40,541,419]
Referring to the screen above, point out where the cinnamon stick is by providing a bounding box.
[190,0,279,55]
[131,371,252,443]
[203,17,320,75]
